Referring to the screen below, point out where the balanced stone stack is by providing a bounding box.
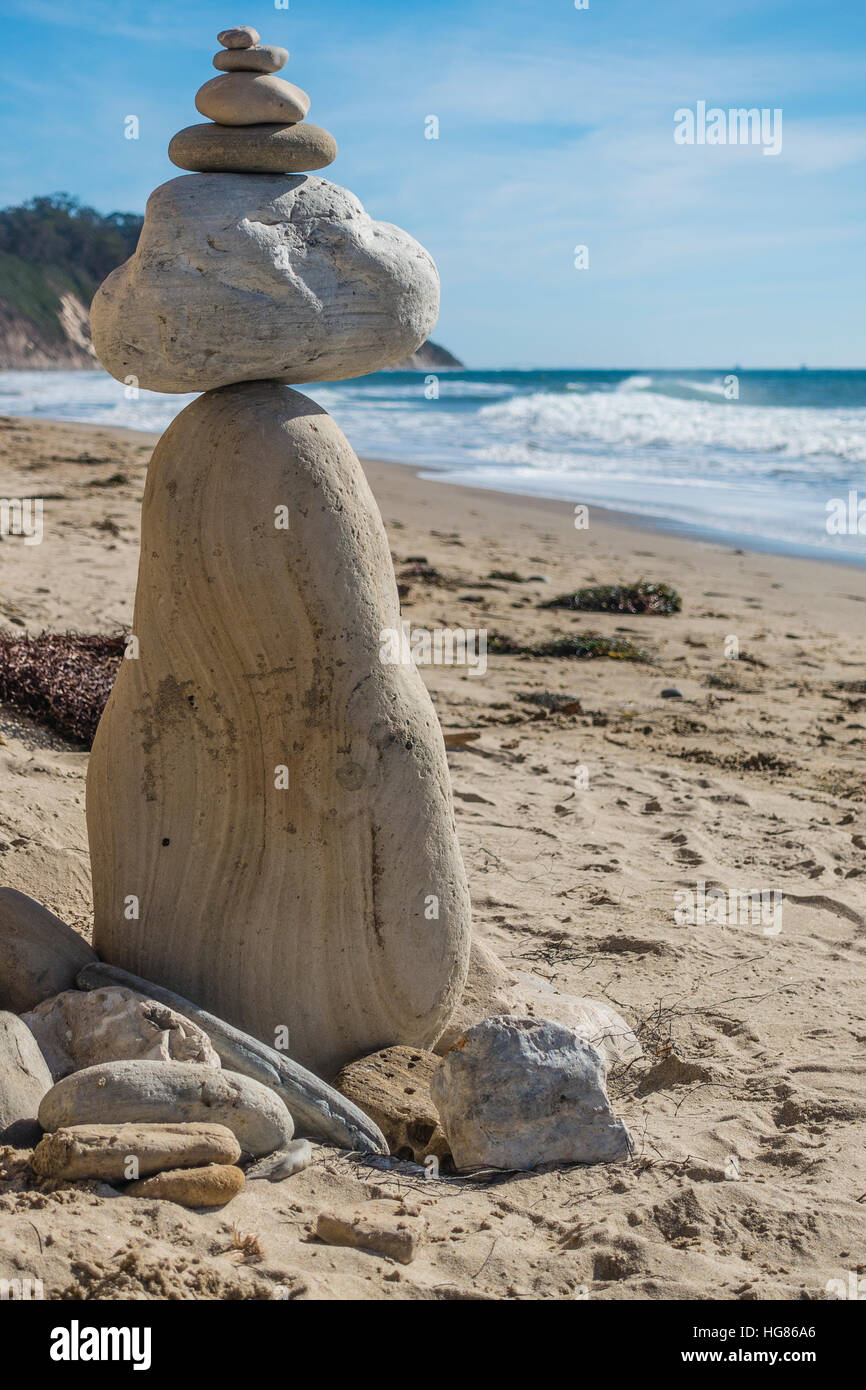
[169,25,337,175]
[87,26,472,1080]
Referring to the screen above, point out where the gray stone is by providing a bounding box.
[0,1011,52,1146]
[76,961,388,1155]
[90,174,440,392]
[195,73,309,125]
[213,44,288,73]
[509,975,642,1067]
[430,1016,633,1171]
[38,1060,294,1157]
[168,121,336,174]
[22,986,221,1079]
[0,888,97,1013]
[30,1121,241,1180]
[218,25,259,48]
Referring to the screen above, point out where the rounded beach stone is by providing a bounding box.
[217,25,259,48]
[0,1011,52,1146]
[213,44,288,73]
[37,1060,294,1157]
[168,122,336,174]
[195,72,309,126]
[30,1121,241,1180]
[0,887,97,1013]
[126,1163,244,1207]
[90,174,440,391]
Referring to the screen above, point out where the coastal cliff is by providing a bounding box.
[0,194,463,373]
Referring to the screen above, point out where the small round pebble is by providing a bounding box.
[660,687,684,699]
[217,25,259,49]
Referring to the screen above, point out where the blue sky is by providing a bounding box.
[2,0,865,368]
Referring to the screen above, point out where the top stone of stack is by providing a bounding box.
[169,24,337,175]
[217,25,259,48]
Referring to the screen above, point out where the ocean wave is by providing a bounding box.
[1,367,864,557]
[476,389,866,469]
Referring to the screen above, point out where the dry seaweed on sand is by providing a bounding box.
[541,580,681,615]
[0,629,125,746]
[487,631,648,661]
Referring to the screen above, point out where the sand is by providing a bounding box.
[0,410,864,1301]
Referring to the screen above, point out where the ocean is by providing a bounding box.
[1,367,865,563]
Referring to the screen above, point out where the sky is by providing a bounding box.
[1,0,865,369]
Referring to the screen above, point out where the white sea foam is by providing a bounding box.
[1,368,864,558]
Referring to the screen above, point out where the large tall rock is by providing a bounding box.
[87,28,471,1077]
[88,384,470,1074]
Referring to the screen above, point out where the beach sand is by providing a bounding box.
[0,411,864,1301]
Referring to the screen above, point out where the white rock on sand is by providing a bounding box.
[38,1060,294,1157]
[435,936,641,1067]
[247,1137,314,1182]
[90,175,440,392]
[0,1011,53,1146]
[430,1016,633,1170]
[23,986,221,1079]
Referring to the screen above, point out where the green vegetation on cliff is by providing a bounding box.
[0,194,142,363]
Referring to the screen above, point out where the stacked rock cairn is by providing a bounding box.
[86,26,473,1082]
[1,26,634,1189]
[169,24,337,176]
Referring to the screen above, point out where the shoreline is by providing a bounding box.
[3,410,865,574]
[409,461,866,571]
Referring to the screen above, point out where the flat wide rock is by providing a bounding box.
[23,986,220,1079]
[0,888,97,1013]
[38,1060,294,1157]
[0,1011,53,1146]
[90,175,440,392]
[127,1163,244,1207]
[213,44,288,73]
[332,1045,447,1162]
[168,121,336,174]
[30,1121,241,1181]
[430,1016,633,1171]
